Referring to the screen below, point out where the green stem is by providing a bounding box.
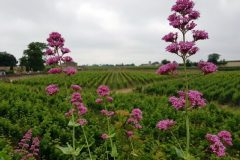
[72,115,76,160]
[64,77,76,160]
[105,141,109,160]
[130,138,135,153]
[82,126,93,160]
[170,131,183,152]
[104,103,116,160]
[182,30,190,155]
[107,117,115,160]
[183,57,190,155]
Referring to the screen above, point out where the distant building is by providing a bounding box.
[224,60,240,67]
[140,61,160,67]
[152,61,160,66]
[61,61,78,68]
[140,63,151,66]
[0,66,10,71]
[0,66,24,75]
[0,66,11,75]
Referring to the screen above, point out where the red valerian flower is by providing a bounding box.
[45,84,59,95]
[156,119,176,131]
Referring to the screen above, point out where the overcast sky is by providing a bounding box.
[0,0,239,65]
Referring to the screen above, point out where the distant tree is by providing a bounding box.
[20,42,47,71]
[152,61,160,65]
[19,56,30,71]
[0,52,18,70]
[186,59,192,67]
[208,53,220,64]
[192,62,198,66]
[218,59,227,65]
[161,59,170,65]
[124,63,135,66]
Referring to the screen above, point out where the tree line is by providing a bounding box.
[0,42,227,72]
[0,42,47,72]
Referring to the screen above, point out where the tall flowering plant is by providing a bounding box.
[57,86,93,160]
[156,0,227,159]
[95,85,118,159]
[125,108,143,156]
[44,32,92,160]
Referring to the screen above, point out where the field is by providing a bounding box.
[0,69,240,160]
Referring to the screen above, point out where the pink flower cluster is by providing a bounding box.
[156,119,176,131]
[45,48,54,55]
[169,0,200,30]
[101,109,115,117]
[16,129,40,160]
[45,84,59,95]
[163,0,208,58]
[166,41,199,56]
[61,47,70,54]
[206,131,232,157]
[126,131,134,138]
[47,32,65,48]
[125,108,143,138]
[166,43,179,54]
[46,56,61,65]
[95,98,103,104]
[193,30,209,41]
[62,56,73,62]
[65,89,88,126]
[48,68,62,74]
[95,85,113,105]
[63,67,77,76]
[97,85,110,97]
[96,86,116,141]
[45,32,77,76]
[77,103,88,116]
[95,86,115,119]
[171,0,195,14]
[77,119,88,126]
[162,32,178,43]
[218,131,233,146]
[100,133,109,140]
[71,92,83,106]
[169,90,206,110]
[156,61,178,75]
[198,61,217,75]
[71,84,82,91]
[127,108,143,129]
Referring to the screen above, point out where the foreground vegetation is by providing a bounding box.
[0,70,240,159]
[138,71,240,106]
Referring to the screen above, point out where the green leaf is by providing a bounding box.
[74,147,82,156]
[173,146,196,160]
[173,146,184,159]
[56,143,84,156]
[111,144,118,157]
[108,133,116,138]
[56,145,74,155]
[68,119,80,127]
[183,153,196,160]
[131,151,138,157]
[86,156,97,160]
[84,142,94,148]
[0,151,11,160]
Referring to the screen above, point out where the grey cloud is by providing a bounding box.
[0,0,239,65]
